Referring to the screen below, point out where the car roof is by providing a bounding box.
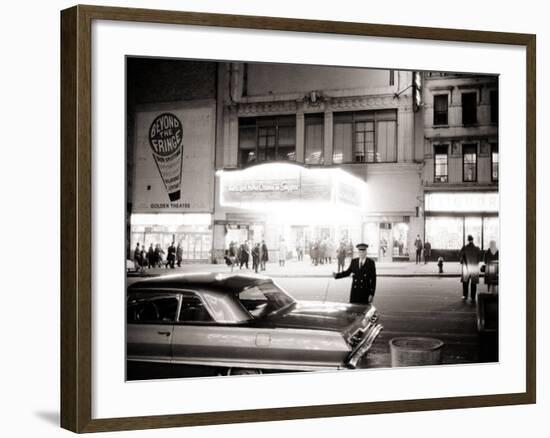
[128,272,272,294]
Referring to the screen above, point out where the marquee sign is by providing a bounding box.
[219,163,365,208]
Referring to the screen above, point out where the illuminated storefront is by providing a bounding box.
[130,214,213,262]
[424,192,499,260]
[363,219,411,262]
[213,163,367,261]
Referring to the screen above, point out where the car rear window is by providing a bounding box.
[238,283,295,318]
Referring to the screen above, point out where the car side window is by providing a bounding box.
[128,295,179,323]
[178,293,213,323]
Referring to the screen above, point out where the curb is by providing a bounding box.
[127,272,461,279]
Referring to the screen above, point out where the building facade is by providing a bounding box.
[126,59,218,262]
[212,63,424,263]
[126,59,498,264]
[421,72,499,260]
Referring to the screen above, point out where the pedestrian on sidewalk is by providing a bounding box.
[336,241,346,273]
[147,243,154,269]
[239,241,250,269]
[224,241,237,272]
[424,240,431,264]
[133,243,142,272]
[333,243,376,305]
[296,240,303,261]
[252,243,260,273]
[278,238,287,267]
[327,238,335,264]
[311,240,319,266]
[319,238,327,264]
[482,240,499,293]
[260,240,269,270]
[414,234,423,264]
[166,241,176,269]
[176,242,183,267]
[459,235,482,303]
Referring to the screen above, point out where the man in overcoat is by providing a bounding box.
[459,234,482,303]
[333,243,376,304]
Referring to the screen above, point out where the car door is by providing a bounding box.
[170,290,276,369]
[170,291,227,366]
[126,291,181,363]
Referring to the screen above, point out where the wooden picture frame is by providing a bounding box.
[60,4,536,433]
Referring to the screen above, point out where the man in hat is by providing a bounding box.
[333,243,376,304]
[459,234,482,303]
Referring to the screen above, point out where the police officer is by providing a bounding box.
[333,243,376,304]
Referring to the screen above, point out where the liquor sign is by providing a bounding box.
[425,192,499,213]
[132,103,215,213]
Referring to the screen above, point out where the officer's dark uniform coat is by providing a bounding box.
[335,257,377,304]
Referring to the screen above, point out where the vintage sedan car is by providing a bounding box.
[127,273,383,374]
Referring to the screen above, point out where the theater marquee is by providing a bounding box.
[219,163,365,209]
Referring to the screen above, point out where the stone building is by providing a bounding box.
[212,63,424,263]
[420,72,499,260]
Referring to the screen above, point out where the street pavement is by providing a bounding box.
[129,258,462,278]
[127,259,497,373]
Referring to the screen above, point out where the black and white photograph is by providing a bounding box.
[3,0,546,435]
[125,58,500,380]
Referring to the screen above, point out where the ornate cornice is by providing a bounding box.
[230,93,409,116]
[329,94,408,111]
[236,100,298,116]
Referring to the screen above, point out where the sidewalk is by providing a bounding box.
[130,259,462,278]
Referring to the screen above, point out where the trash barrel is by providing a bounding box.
[389,337,444,367]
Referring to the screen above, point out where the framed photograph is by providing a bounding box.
[60,4,536,433]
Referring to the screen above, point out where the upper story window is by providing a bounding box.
[238,116,296,167]
[491,143,499,182]
[461,92,477,125]
[389,70,395,86]
[462,143,478,182]
[305,114,324,165]
[490,90,499,124]
[434,144,449,183]
[433,94,449,126]
[333,110,397,163]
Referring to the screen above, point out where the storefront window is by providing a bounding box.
[425,217,463,250]
[364,222,379,258]
[392,223,409,257]
[464,217,482,248]
[130,214,212,262]
[483,217,499,250]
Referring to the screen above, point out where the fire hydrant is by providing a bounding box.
[437,256,444,274]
